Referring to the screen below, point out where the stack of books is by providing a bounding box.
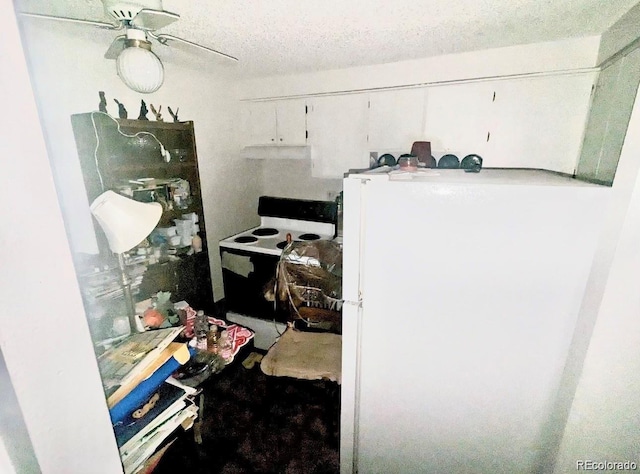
[97,327,198,474]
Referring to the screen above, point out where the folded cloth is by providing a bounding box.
[260,328,341,383]
[188,323,254,364]
[220,324,254,363]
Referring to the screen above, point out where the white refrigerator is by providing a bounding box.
[340,168,608,474]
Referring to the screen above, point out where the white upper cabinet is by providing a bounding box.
[424,81,495,159]
[368,88,426,152]
[307,93,369,178]
[239,71,595,173]
[241,101,277,145]
[276,99,308,144]
[241,99,307,146]
[487,73,596,174]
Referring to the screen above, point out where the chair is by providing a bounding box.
[260,240,343,384]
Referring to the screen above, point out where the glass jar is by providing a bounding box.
[397,154,418,171]
[207,325,219,353]
[218,330,234,362]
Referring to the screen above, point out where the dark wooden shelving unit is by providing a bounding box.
[71,112,214,312]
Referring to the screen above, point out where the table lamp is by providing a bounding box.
[90,190,162,333]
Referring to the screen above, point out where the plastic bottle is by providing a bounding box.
[192,233,203,253]
[207,325,219,353]
[195,310,208,350]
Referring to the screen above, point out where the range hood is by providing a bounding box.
[241,145,311,160]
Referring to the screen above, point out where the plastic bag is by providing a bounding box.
[272,240,343,331]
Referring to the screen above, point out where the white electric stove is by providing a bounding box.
[219,196,338,349]
[219,217,336,256]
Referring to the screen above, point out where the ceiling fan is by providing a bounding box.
[19,0,238,93]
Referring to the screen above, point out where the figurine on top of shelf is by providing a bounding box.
[113,99,128,119]
[98,91,107,114]
[168,106,180,123]
[150,104,163,121]
[138,100,149,120]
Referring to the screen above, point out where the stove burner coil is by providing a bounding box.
[252,227,279,237]
[298,233,320,241]
[234,235,258,244]
[276,241,290,249]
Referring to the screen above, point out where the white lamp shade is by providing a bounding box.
[116,46,164,94]
[90,190,162,253]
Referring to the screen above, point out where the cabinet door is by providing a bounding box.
[424,82,495,158]
[368,88,426,151]
[307,94,369,178]
[488,73,595,173]
[276,99,307,144]
[241,101,277,145]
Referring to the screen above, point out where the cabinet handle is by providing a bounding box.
[279,138,283,142]
[271,138,275,141]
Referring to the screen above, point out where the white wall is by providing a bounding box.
[0,350,39,473]
[18,19,261,300]
[0,8,123,472]
[576,3,640,185]
[539,6,640,469]
[552,64,640,474]
[239,37,601,200]
[261,160,342,201]
[240,36,601,99]
[576,47,640,184]
[0,439,16,474]
[597,1,640,64]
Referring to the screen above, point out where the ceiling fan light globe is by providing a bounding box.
[116,46,164,94]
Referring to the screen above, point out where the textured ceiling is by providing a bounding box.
[15,0,639,77]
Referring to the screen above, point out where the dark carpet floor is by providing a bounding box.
[154,353,341,474]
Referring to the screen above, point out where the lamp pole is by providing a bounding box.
[89,190,162,333]
[117,252,138,332]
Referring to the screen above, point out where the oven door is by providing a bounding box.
[220,247,288,323]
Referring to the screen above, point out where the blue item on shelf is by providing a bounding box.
[109,346,196,425]
[113,382,186,447]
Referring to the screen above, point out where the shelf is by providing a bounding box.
[107,161,197,173]
[160,204,203,225]
[71,112,214,314]
[116,119,194,131]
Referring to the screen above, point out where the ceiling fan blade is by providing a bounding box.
[104,36,126,59]
[131,9,179,31]
[152,34,238,62]
[18,12,121,30]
